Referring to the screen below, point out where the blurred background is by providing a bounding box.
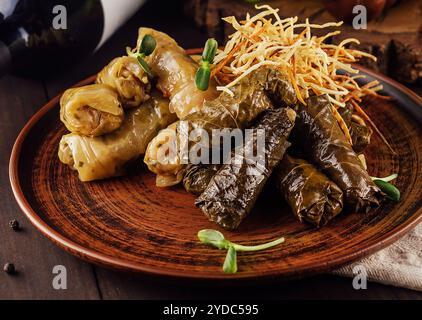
[1,0,422,300]
[1,0,421,84]
[187,0,422,85]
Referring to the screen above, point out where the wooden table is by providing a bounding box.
[0,1,421,300]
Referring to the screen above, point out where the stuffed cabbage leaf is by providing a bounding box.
[96,56,151,108]
[137,28,218,119]
[58,91,177,181]
[60,84,124,137]
[275,154,343,227]
[196,107,296,230]
[294,95,380,211]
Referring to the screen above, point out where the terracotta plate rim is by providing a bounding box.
[9,50,422,280]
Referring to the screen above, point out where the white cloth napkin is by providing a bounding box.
[332,223,422,291]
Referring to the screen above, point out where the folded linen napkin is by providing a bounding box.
[332,223,422,291]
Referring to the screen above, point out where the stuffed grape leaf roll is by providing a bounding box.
[275,154,343,227]
[338,103,373,153]
[294,95,380,212]
[144,67,297,186]
[196,107,296,230]
[96,56,151,108]
[60,84,124,137]
[183,164,221,195]
[58,91,177,181]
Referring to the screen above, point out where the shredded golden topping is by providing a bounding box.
[213,4,385,109]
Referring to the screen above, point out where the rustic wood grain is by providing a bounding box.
[184,0,422,84]
[10,67,422,280]
[0,76,100,299]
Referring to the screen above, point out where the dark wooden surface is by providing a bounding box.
[1,0,421,300]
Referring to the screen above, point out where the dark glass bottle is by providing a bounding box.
[0,0,145,77]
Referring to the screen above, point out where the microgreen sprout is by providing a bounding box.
[126,34,156,78]
[370,173,398,182]
[197,229,285,273]
[371,173,400,201]
[195,38,218,91]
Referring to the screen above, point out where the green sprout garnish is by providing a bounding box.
[195,38,218,91]
[140,34,156,56]
[371,173,400,201]
[223,246,237,273]
[370,173,398,182]
[373,180,400,201]
[197,229,285,273]
[126,34,156,78]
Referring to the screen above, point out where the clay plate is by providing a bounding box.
[9,50,422,281]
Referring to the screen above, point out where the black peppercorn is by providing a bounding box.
[9,219,20,231]
[3,263,16,274]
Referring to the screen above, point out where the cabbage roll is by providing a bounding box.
[96,56,151,108]
[338,103,372,153]
[275,155,343,227]
[183,164,221,195]
[196,107,296,230]
[294,95,380,212]
[60,84,124,137]
[144,67,296,186]
[137,28,218,119]
[58,91,177,181]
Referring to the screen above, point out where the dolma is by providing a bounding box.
[183,68,296,131]
[275,154,343,227]
[144,67,297,186]
[196,107,296,230]
[58,91,177,181]
[338,103,372,153]
[294,95,380,211]
[137,28,219,119]
[183,164,221,195]
[96,56,151,108]
[60,84,124,137]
